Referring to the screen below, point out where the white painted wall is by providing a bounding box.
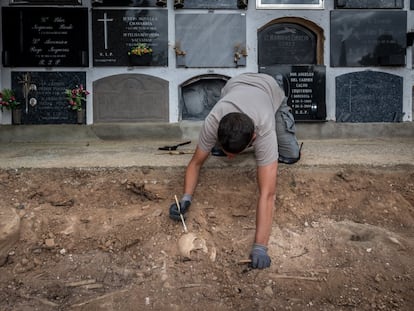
[1,0,413,124]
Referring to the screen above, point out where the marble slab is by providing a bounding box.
[336,71,403,122]
[93,74,169,122]
[330,11,407,67]
[175,13,246,68]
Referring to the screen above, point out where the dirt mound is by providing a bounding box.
[0,166,413,310]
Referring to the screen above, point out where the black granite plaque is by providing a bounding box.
[2,8,88,67]
[334,0,403,9]
[411,0,414,9]
[175,0,244,9]
[259,65,326,121]
[331,11,406,67]
[258,23,317,66]
[336,71,403,122]
[92,0,163,7]
[11,72,86,124]
[92,9,168,66]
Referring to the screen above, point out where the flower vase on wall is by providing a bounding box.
[77,109,85,124]
[12,109,22,125]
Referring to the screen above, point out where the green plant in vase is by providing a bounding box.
[128,43,153,56]
[0,88,20,112]
[128,43,153,66]
[65,84,90,112]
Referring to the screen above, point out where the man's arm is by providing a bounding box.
[255,161,278,245]
[183,145,210,196]
[169,145,209,220]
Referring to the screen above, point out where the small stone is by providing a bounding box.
[59,248,67,255]
[21,258,29,266]
[310,221,319,228]
[151,209,162,217]
[44,239,55,248]
[264,286,273,296]
[16,203,25,210]
[388,236,401,246]
[33,258,42,266]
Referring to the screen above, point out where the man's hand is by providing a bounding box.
[249,243,271,269]
[169,194,192,221]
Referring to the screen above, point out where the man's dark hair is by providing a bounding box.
[217,112,254,154]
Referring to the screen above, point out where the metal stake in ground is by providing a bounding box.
[174,195,188,233]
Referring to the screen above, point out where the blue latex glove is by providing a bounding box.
[169,194,192,221]
[249,243,271,269]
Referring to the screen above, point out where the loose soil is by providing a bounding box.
[0,165,413,311]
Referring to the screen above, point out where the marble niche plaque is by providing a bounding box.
[93,74,169,123]
[175,13,246,68]
[174,0,245,9]
[330,11,407,67]
[92,9,168,66]
[334,0,403,9]
[92,0,163,7]
[11,72,86,124]
[336,71,403,122]
[258,22,317,66]
[257,0,323,9]
[259,65,326,121]
[2,7,88,67]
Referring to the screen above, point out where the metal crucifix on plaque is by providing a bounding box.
[97,12,114,50]
[18,73,38,113]
[18,73,31,113]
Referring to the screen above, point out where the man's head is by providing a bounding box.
[217,112,254,154]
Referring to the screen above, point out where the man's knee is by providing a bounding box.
[275,101,301,164]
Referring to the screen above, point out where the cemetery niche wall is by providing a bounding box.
[11,72,86,124]
[2,7,88,67]
[92,8,168,67]
[330,10,407,67]
[336,71,403,122]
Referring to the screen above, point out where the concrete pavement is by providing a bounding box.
[0,138,413,169]
[0,122,413,169]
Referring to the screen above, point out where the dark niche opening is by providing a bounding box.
[180,75,230,120]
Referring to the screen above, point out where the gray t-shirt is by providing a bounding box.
[198,73,286,166]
